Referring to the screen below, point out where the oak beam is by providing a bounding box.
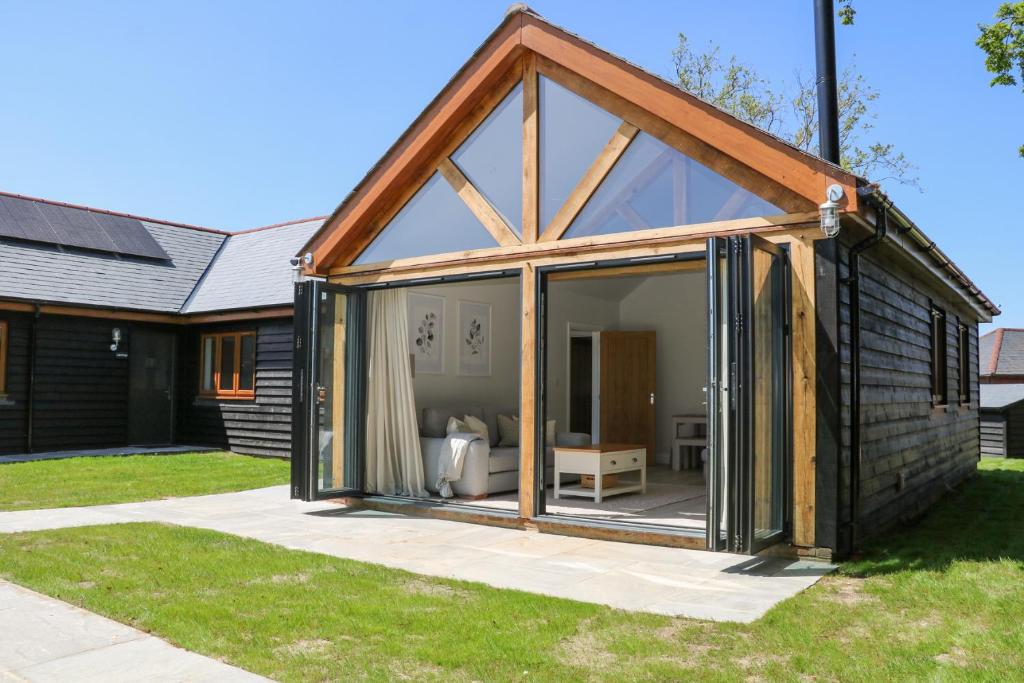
[519,263,538,519]
[438,157,522,247]
[522,52,539,244]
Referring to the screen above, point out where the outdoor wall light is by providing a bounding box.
[819,184,844,238]
[110,327,122,352]
[290,256,304,284]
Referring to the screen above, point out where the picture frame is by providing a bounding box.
[457,300,491,377]
[407,292,445,374]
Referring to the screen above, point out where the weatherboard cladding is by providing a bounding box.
[181,219,323,314]
[0,221,225,313]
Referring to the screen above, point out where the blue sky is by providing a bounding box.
[1,1,1020,328]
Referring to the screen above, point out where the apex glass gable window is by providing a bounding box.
[958,320,971,404]
[929,303,948,406]
[563,131,782,239]
[451,82,524,235]
[539,76,623,230]
[353,172,500,265]
[200,331,256,399]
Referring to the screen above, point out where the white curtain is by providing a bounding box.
[365,289,427,497]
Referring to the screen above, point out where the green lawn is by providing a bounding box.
[0,451,289,511]
[0,459,1022,681]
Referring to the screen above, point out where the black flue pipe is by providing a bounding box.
[814,0,840,163]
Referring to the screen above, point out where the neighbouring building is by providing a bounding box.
[288,8,997,559]
[0,191,322,458]
[979,328,1024,458]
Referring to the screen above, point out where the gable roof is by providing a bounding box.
[181,217,323,314]
[981,328,1024,377]
[300,6,860,272]
[0,191,322,316]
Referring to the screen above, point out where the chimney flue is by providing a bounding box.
[814,0,840,164]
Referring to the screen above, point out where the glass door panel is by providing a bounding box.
[748,238,786,548]
[705,237,729,551]
[313,284,365,496]
[706,235,788,553]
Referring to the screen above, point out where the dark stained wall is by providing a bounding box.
[29,316,132,452]
[0,313,31,454]
[176,318,294,458]
[838,243,980,543]
[980,410,1007,457]
[1000,402,1024,458]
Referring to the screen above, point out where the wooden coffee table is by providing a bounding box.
[553,443,647,504]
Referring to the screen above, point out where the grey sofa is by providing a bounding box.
[418,406,589,498]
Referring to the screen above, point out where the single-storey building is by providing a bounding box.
[979,328,1024,457]
[289,7,997,559]
[0,190,321,457]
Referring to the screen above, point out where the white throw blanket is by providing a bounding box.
[437,432,482,498]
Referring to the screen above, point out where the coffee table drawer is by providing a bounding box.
[601,450,644,473]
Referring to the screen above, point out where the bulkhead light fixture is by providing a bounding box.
[820,183,845,238]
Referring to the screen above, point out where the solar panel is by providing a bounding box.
[0,195,170,260]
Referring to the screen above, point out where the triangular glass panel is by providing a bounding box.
[353,171,499,265]
[451,82,523,236]
[563,132,782,240]
[539,76,622,230]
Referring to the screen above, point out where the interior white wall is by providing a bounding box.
[409,278,520,416]
[545,269,707,464]
[618,271,707,463]
[545,287,620,434]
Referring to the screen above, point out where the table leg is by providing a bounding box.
[594,470,602,504]
[641,463,647,494]
[554,464,560,499]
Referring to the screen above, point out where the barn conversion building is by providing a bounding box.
[289,7,998,559]
[979,328,1024,458]
[0,191,321,458]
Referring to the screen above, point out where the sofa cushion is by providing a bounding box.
[496,414,519,447]
[463,414,490,443]
[422,407,483,438]
[488,447,519,474]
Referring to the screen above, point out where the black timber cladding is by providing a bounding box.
[0,194,169,260]
[176,318,295,458]
[838,241,980,543]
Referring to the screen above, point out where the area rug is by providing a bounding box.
[469,481,706,520]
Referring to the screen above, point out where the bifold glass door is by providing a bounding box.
[706,235,789,554]
[304,282,365,499]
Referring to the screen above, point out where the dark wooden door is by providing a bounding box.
[128,329,175,444]
[569,336,593,434]
[599,331,656,463]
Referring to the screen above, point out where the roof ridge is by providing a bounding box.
[232,215,328,235]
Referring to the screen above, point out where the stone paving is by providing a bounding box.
[0,485,833,623]
[0,581,269,682]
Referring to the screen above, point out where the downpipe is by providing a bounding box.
[840,192,890,554]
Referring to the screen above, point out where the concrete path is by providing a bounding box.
[0,581,269,682]
[0,445,215,464]
[0,486,832,623]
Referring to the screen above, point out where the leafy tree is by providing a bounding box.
[838,0,856,26]
[977,2,1024,156]
[672,34,917,187]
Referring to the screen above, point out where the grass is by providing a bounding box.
[0,459,1022,681]
[0,451,289,510]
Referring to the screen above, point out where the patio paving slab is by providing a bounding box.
[0,485,834,623]
[0,581,269,683]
